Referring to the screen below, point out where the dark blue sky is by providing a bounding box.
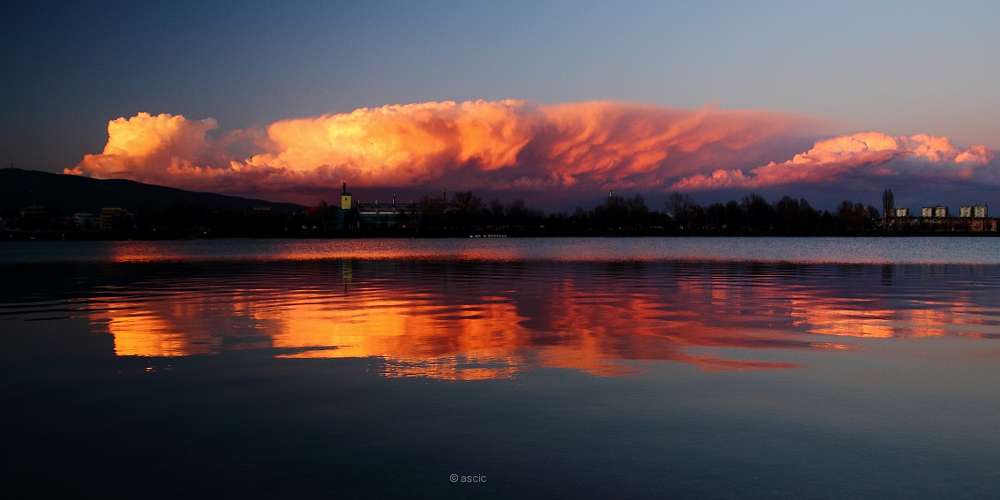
[3,1,999,209]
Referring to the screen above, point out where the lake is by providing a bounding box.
[3,238,1000,498]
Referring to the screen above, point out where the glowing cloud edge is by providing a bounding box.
[66,100,995,198]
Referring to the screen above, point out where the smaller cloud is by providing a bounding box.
[669,131,995,190]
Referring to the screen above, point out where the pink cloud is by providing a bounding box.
[65,102,994,200]
[66,101,814,197]
[669,131,995,190]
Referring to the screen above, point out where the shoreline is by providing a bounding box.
[4,229,1000,241]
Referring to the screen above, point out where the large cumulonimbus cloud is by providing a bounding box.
[67,100,995,200]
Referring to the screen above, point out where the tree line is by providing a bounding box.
[368,191,883,234]
[4,190,883,237]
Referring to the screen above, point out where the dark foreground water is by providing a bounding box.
[3,238,1000,498]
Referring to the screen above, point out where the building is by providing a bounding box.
[960,205,989,218]
[72,213,96,229]
[295,184,357,230]
[100,207,133,230]
[21,205,48,222]
[356,195,418,229]
[341,182,352,210]
[887,202,996,233]
[919,206,950,218]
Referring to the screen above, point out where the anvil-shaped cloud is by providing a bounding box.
[67,100,995,203]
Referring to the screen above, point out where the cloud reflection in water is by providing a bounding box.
[73,259,1000,379]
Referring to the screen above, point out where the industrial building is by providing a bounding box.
[297,183,440,230]
[885,203,996,232]
[100,207,134,230]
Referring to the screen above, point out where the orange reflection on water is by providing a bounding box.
[98,240,562,264]
[103,306,207,357]
[262,290,819,376]
[790,294,991,339]
[790,297,897,338]
[78,261,1000,379]
[95,294,249,356]
[89,290,278,357]
[269,296,527,380]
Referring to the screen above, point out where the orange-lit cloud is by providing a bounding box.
[670,131,995,190]
[66,101,815,196]
[67,102,996,198]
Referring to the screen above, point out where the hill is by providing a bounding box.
[0,168,303,215]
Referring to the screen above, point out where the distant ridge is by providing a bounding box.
[0,168,303,215]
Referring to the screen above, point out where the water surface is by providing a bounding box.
[3,238,1000,498]
[6,236,1000,264]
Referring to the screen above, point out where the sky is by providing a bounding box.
[3,0,999,211]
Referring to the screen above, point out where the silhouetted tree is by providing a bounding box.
[488,198,506,227]
[742,194,774,231]
[706,202,727,231]
[665,193,693,217]
[417,195,447,231]
[506,199,542,227]
[625,194,649,229]
[773,196,821,233]
[593,195,628,230]
[665,193,703,231]
[591,194,651,230]
[447,191,485,229]
[725,200,746,232]
[835,201,878,231]
[882,189,894,219]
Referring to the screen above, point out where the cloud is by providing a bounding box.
[67,101,995,202]
[669,131,995,190]
[67,100,814,197]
